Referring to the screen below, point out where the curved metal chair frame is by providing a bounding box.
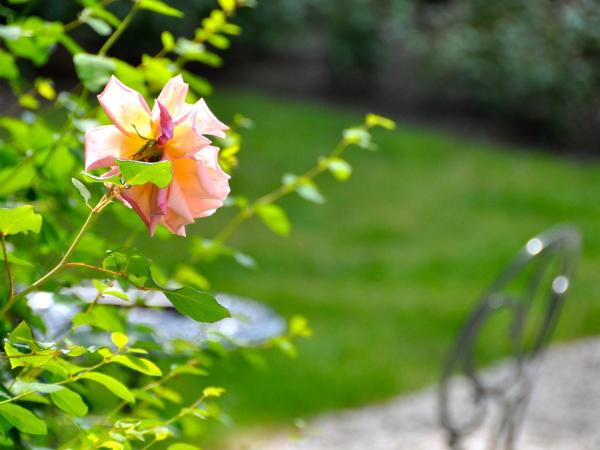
[438,226,581,450]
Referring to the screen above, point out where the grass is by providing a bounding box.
[138,89,600,434]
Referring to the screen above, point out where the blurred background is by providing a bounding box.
[7,0,600,445]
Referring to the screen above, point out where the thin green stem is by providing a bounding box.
[0,357,111,406]
[138,394,206,450]
[97,2,140,57]
[0,193,114,317]
[1,234,13,301]
[211,137,352,247]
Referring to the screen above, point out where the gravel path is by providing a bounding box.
[238,338,600,450]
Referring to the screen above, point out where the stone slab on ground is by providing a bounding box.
[237,338,600,450]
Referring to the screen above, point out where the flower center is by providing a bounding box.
[130,124,164,162]
[132,138,163,163]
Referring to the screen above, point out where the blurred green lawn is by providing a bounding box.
[139,89,600,433]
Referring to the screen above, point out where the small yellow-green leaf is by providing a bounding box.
[168,444,201,450]
[111,355,162,377]
[365,113,396,130]
[161,31,175,51]
[255,203,291,237]
[202,386,225,398]
[35,78,56,100]
[111,332,128,350]
[139,0,183,17]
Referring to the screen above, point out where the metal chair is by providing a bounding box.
[438,226,581,450]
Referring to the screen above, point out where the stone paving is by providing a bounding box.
[237,338,600,450]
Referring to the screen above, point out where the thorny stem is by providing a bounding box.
[1,234,13,301]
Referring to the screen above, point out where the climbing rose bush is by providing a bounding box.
[0,0,395,449]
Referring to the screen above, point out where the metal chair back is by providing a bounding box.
[438,226,581,450]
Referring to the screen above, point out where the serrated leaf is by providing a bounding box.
[165,287,229,323]
[51,387,88,417]
[255,203,291,236]
[0,403,46,435]
[117,160,173,188]
[0,206,42,235]
[72,178,91,206]
[78,372,134,403]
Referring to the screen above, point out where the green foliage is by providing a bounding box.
[73,53,116,92]
[165,287,230,323]
[0,206,42,236]
[0,1,392,448]
[117,159,173,188]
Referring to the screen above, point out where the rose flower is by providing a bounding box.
[85,75,230,236]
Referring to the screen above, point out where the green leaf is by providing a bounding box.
[81,15,112,36]
[78,372,135,403]
[139,0,184,17]
[51,387,88,417]
[111,355,162,376]
[0,206,42,236]
[202,386,225,398]
[255,203,291,236]
[282,174,325,204]
[72,306,125,333]
[168,444,201,450]
[72,178,91,207]
[165,287,229,323]
[5,253,33,267]
[102,247,156,288]
[0,403,46,435]
[113,59,147,95]
[81,171,122,185]
[117,160,173,188]
[73,53,116,92]
[321,156,352,181]
[365,113,396,130]
[161,31,175,51]
[0,49,18,81]
[4,18,62,66]
[218,0,236,14]
[174,264,210,290]
[0,159,36,197]
[111,332,128,350]
[343,127,373,150]
[182,70,212,96]
[11,380,62,395]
